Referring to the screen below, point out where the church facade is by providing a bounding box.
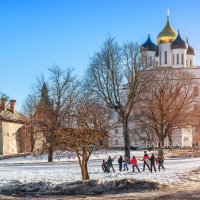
[109,15,200,149]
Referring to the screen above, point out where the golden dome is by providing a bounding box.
[157,17,177,44]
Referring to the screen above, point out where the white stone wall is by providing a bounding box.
[186,54,195,68]
[1,121,24,155]
[158,43,172,67]
[172,49,187,68]
[109,125,124,147]
[0,123,3,154]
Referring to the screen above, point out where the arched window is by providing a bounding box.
[165,51,167,64]
[173,54,174,65]
[145,57,147,67]
[159,52,161,65]
[182,54,184,65]
[177,54,179,64]
[190,59,192,66]
[150,56,152,66]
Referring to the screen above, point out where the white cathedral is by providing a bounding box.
[109,15,200,149]
[140,16,195,69]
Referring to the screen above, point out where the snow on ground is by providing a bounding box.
[0,150,199,190]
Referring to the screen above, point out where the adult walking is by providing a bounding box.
[107,156,115,172]
[150,153,156,173]
[143,151,151,172]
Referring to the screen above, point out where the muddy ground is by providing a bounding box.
[0,181,199,200]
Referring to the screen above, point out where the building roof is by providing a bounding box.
[171,31,187,50]
[186,38,195,55]
[140,34,157,52]
[157,16,177,44]
[0,108,27,124]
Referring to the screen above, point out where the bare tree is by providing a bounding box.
[130,124,157,147]
[23,65,80,162]
[60,99,111,180]
[87,37,153,159]
[137,68,197,156]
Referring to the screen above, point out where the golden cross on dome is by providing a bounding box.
[167,9,170,18]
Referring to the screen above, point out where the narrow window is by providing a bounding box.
[165,51,167,64]
[115,140,118,146]
[173,54,174,65]
[115,129,118,134]
[186,60,187,66]
[177,54,179,64]
[145,57,147,67]
[182,54,184,65]
[150,56,152,66]
[156,61,158,67]
[160,52,161,65]
[190,59,192,66]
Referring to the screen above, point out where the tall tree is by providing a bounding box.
[23,65,80,162]
[137,68,197,156]
[87,37,153,159]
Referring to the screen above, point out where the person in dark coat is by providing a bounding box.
[150,153,156,173]
[118,156,123,172]
[107,156,115,172]
[143,151,151,171]
[157,155,165,171]
[130,156,141,172]
[102,160,109,173]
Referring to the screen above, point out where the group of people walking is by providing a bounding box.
[102,151,165,173]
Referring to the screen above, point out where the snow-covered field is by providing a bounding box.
[0,150,199,190]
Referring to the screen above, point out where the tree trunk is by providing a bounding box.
[158,138,164,158]
[122,118,130,160]
[168,129,173,149]
[81,159,90,180]
[48,147,53,162]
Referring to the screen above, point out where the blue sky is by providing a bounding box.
[0,0,200,110]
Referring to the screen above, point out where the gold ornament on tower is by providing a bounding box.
[157,16,177,44]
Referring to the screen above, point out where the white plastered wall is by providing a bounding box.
[172,49,187,68]
[158,43,172,67]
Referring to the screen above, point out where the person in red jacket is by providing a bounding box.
[130,156,141,172]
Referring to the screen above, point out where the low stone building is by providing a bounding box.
[0,98,31,155]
